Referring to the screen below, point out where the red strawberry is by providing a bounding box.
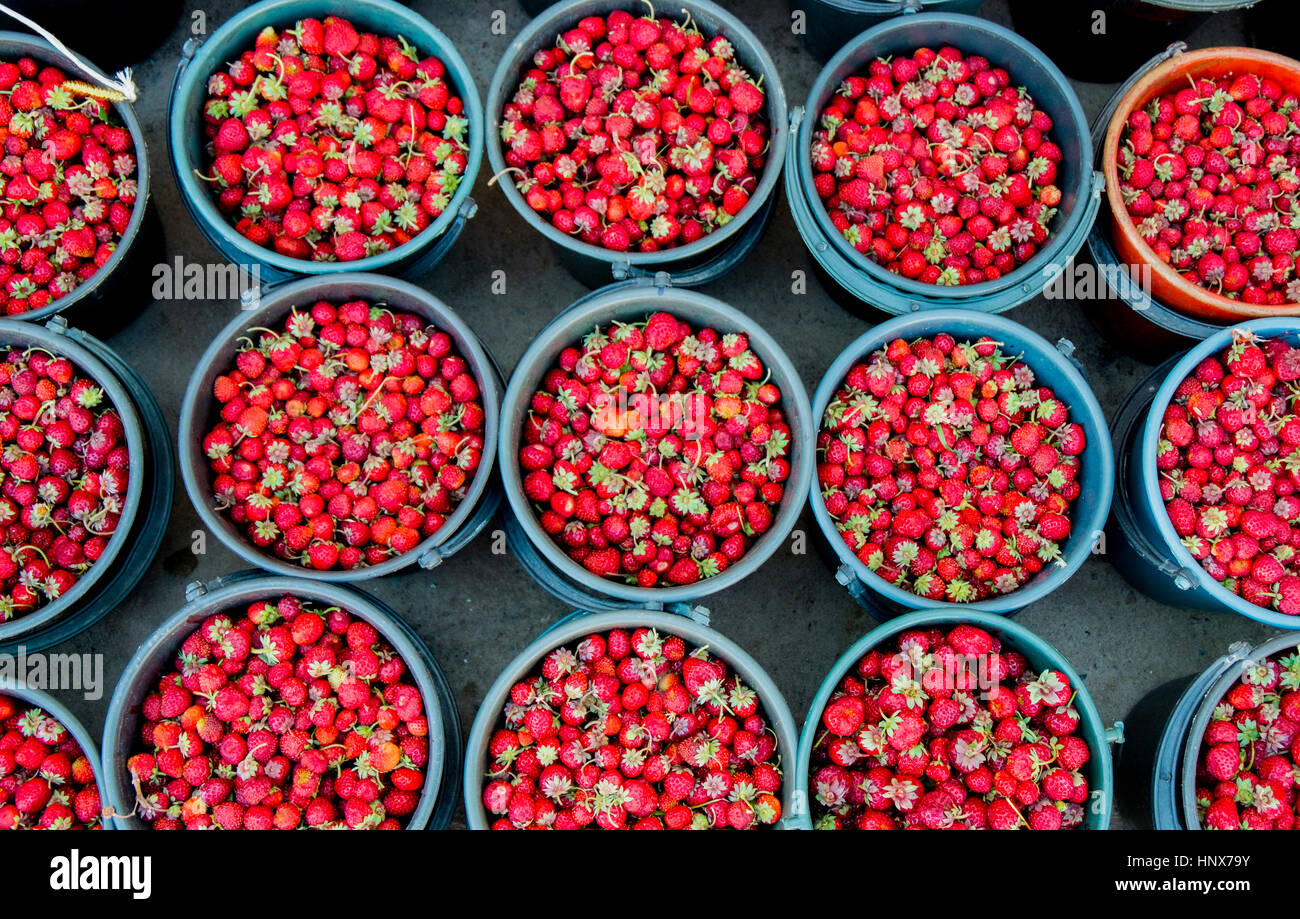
[582,548,620,578]
[322,17,359,55]
[1203,796,1239,830]
[822,696,866,736]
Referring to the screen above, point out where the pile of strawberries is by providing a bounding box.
[1194,641,1300,830]
[0,695,102,829]
[482,626,783,829]
[197,16,469,263]
[1116,71,1300,305]
[1159,331,1300,614]
[1,347,129,622]
[498,4,769,253]
[809,623,1094,830]
[204,299,485,571]
[520,311,792,588]
[810,46,1063,286]
[125,595,431,830]
[1,56,138,315]
[818,334,1085,603]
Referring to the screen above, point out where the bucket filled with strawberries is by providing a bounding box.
[0,34,150,324]
[1176,632,1300,830]
[1102,47,1300,322]
[101,575,460,829]
[811,309,1113,616]
[499,285,813,608]
[1135,320,1300,628]
[177,274,499,580]
[465,609,798,829]
[797,609,1118,830]
[787,13,1099,315]
[0,687,107,829]
[484,0,787,287]
[0,319,154,646]
[168,0,482,279]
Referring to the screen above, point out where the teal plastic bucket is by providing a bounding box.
[167,0,483,284]
[0,682,113,829]
[1,31,159,335]
[809,309,1114,617]
[1141,632,1300,830]
[793,608,1123,829]
[786,13,1103,317]
[176,273,502,582]
[463,608,800,829]
[497,279,815,615]
[1175,631,1300,830]
[0,319,173,655]
[484,0,787,289]
[101,572,461,830]
[795,0,986,62]
[1129,319,1300,629]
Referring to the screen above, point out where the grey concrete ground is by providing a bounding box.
[19,0,1284,829]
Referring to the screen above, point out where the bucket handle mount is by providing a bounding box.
[418,483,504,571]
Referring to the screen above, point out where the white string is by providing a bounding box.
[0,2,137,102]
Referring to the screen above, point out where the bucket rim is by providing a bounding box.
[0,319,148,642]
[791,12,1096,304]
[176,272,501,581]
[808,308,1115,614]
[483,0,788,276]
[100,573,447,829]
[463,607,799,829]
[794,607,1115,829]
[497,283,815,605]
[1137,318,1300,629]
[166,0,483,277]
